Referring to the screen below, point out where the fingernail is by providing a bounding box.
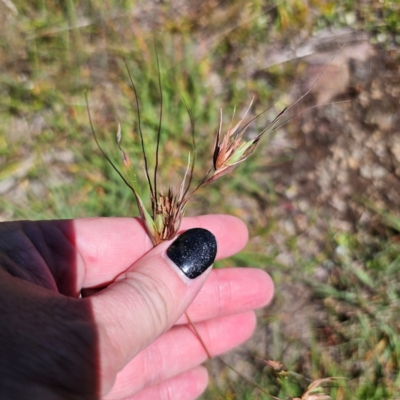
[166,228,217,279]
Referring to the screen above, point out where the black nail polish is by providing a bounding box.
[167,228,217,279]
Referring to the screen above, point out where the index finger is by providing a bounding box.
[73,214,248,289]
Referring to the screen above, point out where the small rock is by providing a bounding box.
[359,164,387,180]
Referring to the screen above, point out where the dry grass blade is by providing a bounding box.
[289,377,344,400]
[86,93,157,244]
[121,54,154,199]
[85,93,133,193]
[153,44,163,212]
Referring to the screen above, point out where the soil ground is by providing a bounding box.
[206,31,400,394]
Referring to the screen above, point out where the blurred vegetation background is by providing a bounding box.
[0,0,399,399]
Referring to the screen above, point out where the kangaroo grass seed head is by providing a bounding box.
[88,91,286,246]
[211,101,258,181]
[206,99,286,185]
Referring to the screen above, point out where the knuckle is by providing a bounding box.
[214,270,233,314]
[124,270,176,331]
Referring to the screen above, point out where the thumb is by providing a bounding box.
[89,228,217,394]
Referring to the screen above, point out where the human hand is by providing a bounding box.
[0,215,274,399]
